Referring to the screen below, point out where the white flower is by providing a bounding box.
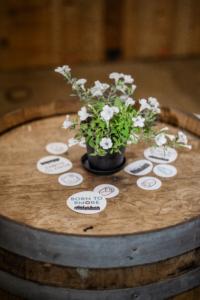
[177,131,188,144]
[155,133,167,146]
[54,65,71,76]
[123,74,134,84]
[120,95,128,102]
[100,105,114,122]
[76,78,87,85]
[148,97,160,113]
[131,84,137,93]
[100,137,113,150]
[111,106,119,114]
[109,72,124,82]
[72,78,87,91]
[139,98,151,111]
[166,134,176,141]
[62,115,73,129]
[132,116,145,128]
[125,97,135,107]
[78,106,90,121]
[148,97,159,107]
[109,72,134,84]
[116,84,127,94]
[68,138,79,147]
[90,80,109,97]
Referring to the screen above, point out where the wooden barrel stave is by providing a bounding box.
[0,267,200,300]
[0,101,199,299]
[0,247,200,290]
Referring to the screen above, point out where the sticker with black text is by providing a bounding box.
[144,147,177,164]
[37,156,72,174]
[67,191,107,214]
[124,159,153,176]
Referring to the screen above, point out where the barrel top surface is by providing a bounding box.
[0,107,200,237]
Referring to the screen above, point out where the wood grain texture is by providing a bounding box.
[169,286,200,300]
[0,247,200,289]
[0,103,200,298]
[0,107,199,236]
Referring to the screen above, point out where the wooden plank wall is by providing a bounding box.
[0,0,199,70]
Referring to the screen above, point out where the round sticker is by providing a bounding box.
[124,159,153,176]
[93,184,119,199]
[58,172,83,186]
[144,147,177,164]
[153,164,177,178]
[67,191,107,214]
[37,156,72,174]
[46,142,68,155]
[137,176,162,191]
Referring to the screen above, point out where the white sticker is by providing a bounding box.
[153,164,177,178]
[58,172,83,186]
[137,176,162,190]
[67,191,107,214]
[144,147,177,164]
[93,184,119,199]
[124,159,153,176]
[46,142,68,155]
[37,156,72,174]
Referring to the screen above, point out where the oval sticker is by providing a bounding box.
[37,156,72,175]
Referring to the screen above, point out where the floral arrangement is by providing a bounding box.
[55,65,191,156]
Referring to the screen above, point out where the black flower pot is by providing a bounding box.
[86,145,125,171]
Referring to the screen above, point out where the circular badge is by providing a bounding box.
[46,142,68,155]
[58,172,83,186]
[37,156,72,175]
[124,159,153,176]
[144,147,177,164]
[67,191,107,214]
[137,176,162,191]
[93,184,119,199]
[153,164,177,178]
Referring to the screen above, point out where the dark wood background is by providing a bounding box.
[0,0,200,115]
[0,0,200,69]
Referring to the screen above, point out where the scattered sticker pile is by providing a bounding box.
[94,184,119,199]
[123,146,179,191]
[46,142,68,155]
[37,155,72,175]
[58,172,83,186]
[36,140,181,214]
[67,191,107,214]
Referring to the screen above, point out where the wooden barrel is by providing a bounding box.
[0,100,200,300]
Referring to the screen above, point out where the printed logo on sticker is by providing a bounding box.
[67,191,107,214]
[37,156,72,174]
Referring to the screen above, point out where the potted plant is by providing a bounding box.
[55,65,191,174]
